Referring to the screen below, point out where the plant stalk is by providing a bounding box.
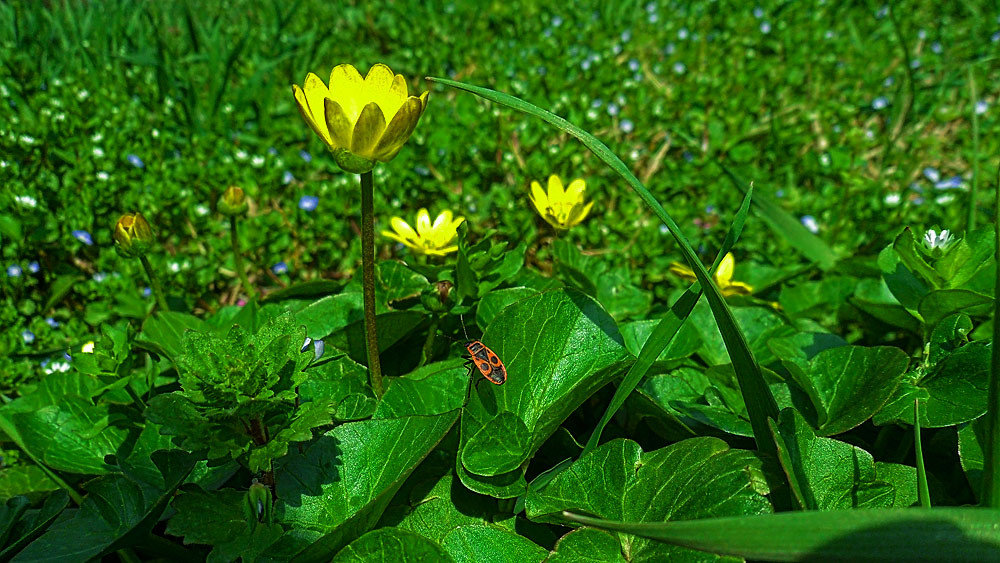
[360,170,384,398]
[968,66,980,231]
[139,255,169,312]
[229,216,255,299]
[982,164,1000,507]
[914,399,930,508]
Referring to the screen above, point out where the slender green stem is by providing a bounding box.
[967,66,980,231]
[914,399,930,508]
[982,164,1000,507]
[419,315,440,367]
[229,216,255,299]
[139,255,169,312]
[360,170,384,398]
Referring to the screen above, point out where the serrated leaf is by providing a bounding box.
[165,487,284,562]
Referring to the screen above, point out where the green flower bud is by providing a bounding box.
[420,280,454,313]
[243,481,273,526]
[218,186,249,216]
[113,212,154,258]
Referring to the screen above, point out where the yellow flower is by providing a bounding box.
[218,186,249,216]
[383,209,465,256]
[529,175,593,230]
[81,341,95,354]
[292,63,428,174]
[113,212,154,258]
[668,252,753,297]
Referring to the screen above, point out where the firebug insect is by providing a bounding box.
[457,315,506,405]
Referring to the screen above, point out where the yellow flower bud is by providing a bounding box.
[218,186,249,216]
[292,63,428,174]
[113,212,154,258]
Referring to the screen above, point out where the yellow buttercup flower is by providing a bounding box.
[292,63,429,174]
[112,212,154,258]
[383,209,465,256]
[669,252,753,297]
[529,175,593,230]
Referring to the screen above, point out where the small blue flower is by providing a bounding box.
[992,31,1000,43]
[63,351,72,361]
[45,317,59,328]
[931,41,942,54]
[645,2,657,13]
[621,30,632,42]
[664,43,676,55]
[414,165,431,177]
[282,170,295,185]
[93,272,107,283]
[27,261,39,273]
[551,15,563,27]
[800,215,820,234]
[72,230,93,245]
[760,21,771,34]
[683,151,694,162]
[142,287,152,298]
[299,150,312,162]
[126,154,144,168]
[272,261,288,274]
[673,62,686,75]
[883,76,894,87]
[934,176,963,190]
[872,97,888,110]
[607,103,620,117]
[875,4,888,18]
[976,100,988,115]
[620,119,635,133]
[922,167,940,183]
[628,59,640,72]
[753,6,764,18]
[678,27,689,40]
[7,265,21,277]
[298,195,319,211]
[313,339,325,359]
[581,59,592,71]
[591,98,603,108]
[267,147,278,156]
[775,189,785,198]
[910,59,921,69]
[22,330,35,344]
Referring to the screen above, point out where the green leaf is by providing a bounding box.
[619,315,702,365]
[851,278,922,333]
[0,491,69,560]
[332,528,453,562]
[547,528,627,563]
[380,473,492,543]
[379,261,430,305]
[295,292,364,339]
[263,280,343,303]
[526,438,771,560]
[563,507,1000,561]
[137,311,209,362]
[299,355,376,422]
[456,462,527,500]
[874,340,991,428]
[430,77,780,460]
[375,359,470,418]
[919,289,993,332]
[42,275,81,312]
[959,417,987,500]
[440,525,548,563]
[770,409,905,510]
[323,311,425,367]
[0,466,58,501]
[276,412,458,560]
[692,303,792,368]
[773,340,909,435]
[476,287,539,329]
[14,451,197,562]
[458,289,630,478]
[165,487,284,562]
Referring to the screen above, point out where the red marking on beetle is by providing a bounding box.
[464,340,507,385]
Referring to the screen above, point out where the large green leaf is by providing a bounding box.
[440,525,548,563]
[526,438,771,560]
[770,409,910,510]
[331,528,453,562]
[375,359,470,419]
[380,473,492,543]
[165,487,284,562]
[13,451,197,562]
[274,412,458,561]
[458,289,630,480]
[770,338,909,435]
[0,492,69,560]
[299,355,377,422]
[563,507,1000,561]
[0,466,58,501]
[959,417,988,500]
[547,528,628,563]
[691,302,793,368]
[919,289,992,331]
[430,77,780,462]
[137,311,209,362]
[294,292,364,340]
[476,287,540,329]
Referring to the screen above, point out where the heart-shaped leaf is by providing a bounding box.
[332,528,453,562]
[547,528,628,563]
[526,438,771,560]
[458,289,630,479]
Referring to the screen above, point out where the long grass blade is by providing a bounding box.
[914,398,931,508]
[983,163,1000,507]
[428,77,781,460]
[581,187,754,456]
[563,508,1000,561]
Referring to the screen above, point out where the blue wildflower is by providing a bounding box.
[267,147,278,156]
[552,15,563,27]
[976,100,988,115]
[46,317,59,328]
[298,195,319,211]
[7,265,21,277]
[628,59,640,72]
[620,119,635,133]
[673,62,686,74]
[142,287,152,298]
[27,261,39,273]
[93,272,107,283]
[282,170,295,184]
[872,97,888,110]
[22,330,35,344]
[607,103,620,117]
[934,176,963,190]
[126,154,144,168]
[72,230,93,245]
[931,41,942,54]
[922,167,940,183]
[272,261,288,274]
[299,150,312,163]
[800,215,820,234]
[753,6,764,18]
[313,339,325,359]
[760,21,771,34]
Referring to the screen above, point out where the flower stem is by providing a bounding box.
[360,170,384,398]
[229,216,255,300]
[982,163,1000,507]
[139,255,169,312]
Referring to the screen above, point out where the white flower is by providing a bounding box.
[251,155,265,167]
[96,171,110,181]
[884,193,901,206]
[77,89,89,100]
[923,229,953,250]
[20,135,35,144]
[92,147,105,157]
[169,262,180,273]
[15,195,37,207]
[91,132,103,142]
[45,361,71,374]
[195,204,210,216]
[975,100,988,115]
[235,150,248,161]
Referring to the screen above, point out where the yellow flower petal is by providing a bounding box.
[372,96,424,160]
[565,178,586,202]
[323,98,353,149]
[350,102,387,157]
[415,208,432,236]
[529,180,548,216]
[547,174,564,201]
[389,74,409,100]
[328,64,364,123]
[716,252,735,285]
[568,200,594,227]
[389,217,418,242]
[721,281,754,297]
[432,210,453,230]
[302,73,332,143]
[668,261,697,282]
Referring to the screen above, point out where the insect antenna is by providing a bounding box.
[459,313,471,341]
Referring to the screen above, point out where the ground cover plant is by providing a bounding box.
[2,0,1000,560]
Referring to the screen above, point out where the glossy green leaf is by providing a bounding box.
[0,492,70,560]
[299,355,377,422]
[324,311,425,366]
[851,278,922,333]
[380,473,492,543]
[294,292,364,340]
[375,359,470,418]
[959,417,987,500]
[770,409,907,510]
[430,76,780,461]
[547,528,627,563]
[458,289,630,478]
[919,289,992,331]
[562,507,1000,561]
[0,466,58,501]
[137,311,208,362]
[275,412,458,560]
[476,287,540,330]
[14,451,197,562]
[165,487,284,562]
[332,528,453,562]
[526,438,771,560]
[773,340,908,435]
[691,302,792,368]
[379,261,430,305]
[440,525,547,563]
[456,461,527,500]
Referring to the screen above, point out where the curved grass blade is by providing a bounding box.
[563,508,1000,561]
[720,164,839,270]
[427,77,779,457]
[983,163,1000,507]
[581,187,754,456]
